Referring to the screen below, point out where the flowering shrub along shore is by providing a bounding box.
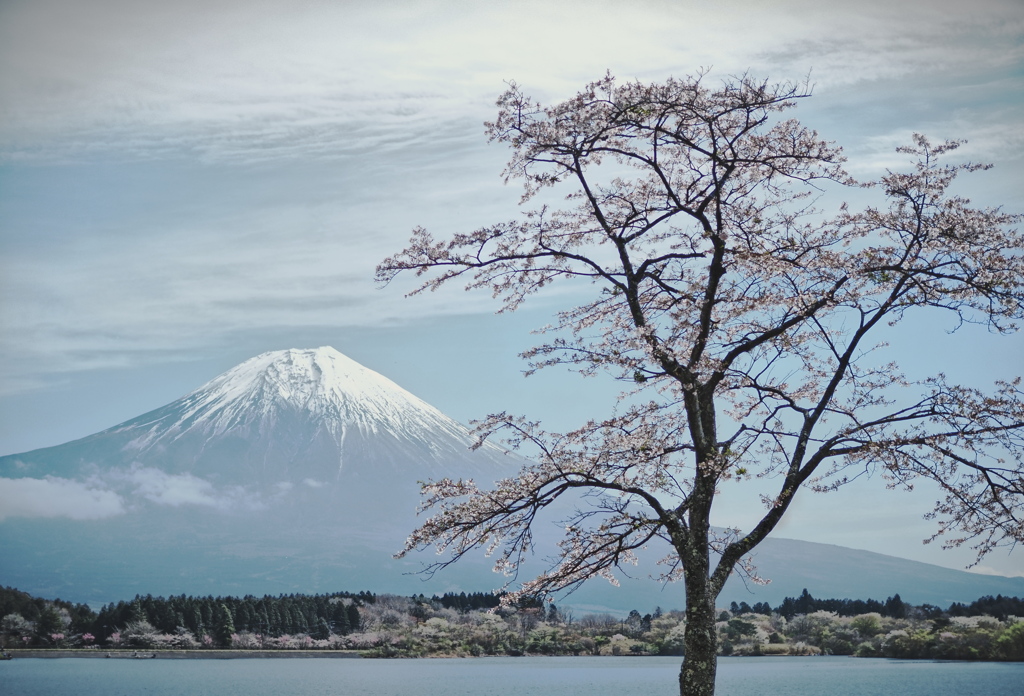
[2,587,1022,660]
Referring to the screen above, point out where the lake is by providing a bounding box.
[4,655,1023,696]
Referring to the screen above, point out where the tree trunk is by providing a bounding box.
[677,502,719,696]
[679,582,718,696]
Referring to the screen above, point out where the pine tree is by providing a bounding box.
[346,604,361,632]
[214,603,235,647]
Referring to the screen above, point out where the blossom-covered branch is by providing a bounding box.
[377,72,1023,696]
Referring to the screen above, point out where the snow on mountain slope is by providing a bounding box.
[122,347,482,457]
[0,347,513,490]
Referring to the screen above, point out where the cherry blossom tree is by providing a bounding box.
[376,72,1024,696]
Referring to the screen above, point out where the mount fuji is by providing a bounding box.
[0,347,520,604]
[1,347,1021,611]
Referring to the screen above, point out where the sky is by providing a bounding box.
[1,0,1022,576]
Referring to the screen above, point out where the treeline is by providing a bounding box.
[949,595,1024,621]
[0,586,94,633]
[2,585,1022,661]
[728,589,1024,622]
[431,592,504,612]
[0,586,375,649]
[91,591,372,644]
[0,586,96,645]
[0,587,508,650]
[323,591,1024,661]
[769,588,913,619]
[714,590,1024,661]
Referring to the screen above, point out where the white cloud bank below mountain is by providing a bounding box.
[0,468,265,520]
[0,476,124,520]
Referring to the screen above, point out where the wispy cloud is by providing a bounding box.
[0,0,1021,395]
[971,565,1024,579]
[125,467,222,508]
[0,476,125,520]
[116,466,262,511]
[0,467,275,520]
[3,1,1018,163]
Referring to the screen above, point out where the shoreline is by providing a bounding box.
[3,649,362,659]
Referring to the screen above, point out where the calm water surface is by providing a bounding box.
[4,656,1023,696]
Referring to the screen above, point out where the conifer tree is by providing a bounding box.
[214,604,235,647]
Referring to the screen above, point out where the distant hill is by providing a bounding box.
[547,536,1024,615]
[718,536,1024,608]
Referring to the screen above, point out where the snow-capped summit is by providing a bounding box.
[0,346,510,489]
[181,347,451,436]
[113,346,494,478]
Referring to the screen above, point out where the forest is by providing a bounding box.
[2,586,1022,661]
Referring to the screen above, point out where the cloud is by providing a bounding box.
[0,1,488,164]
[116,466,266,511]
[2,0,1018,163]
[126,467,222,507]
[0,476,124,520]
[970,565,1024,579]
[0,0,1021,400]
[0,151,516,396]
